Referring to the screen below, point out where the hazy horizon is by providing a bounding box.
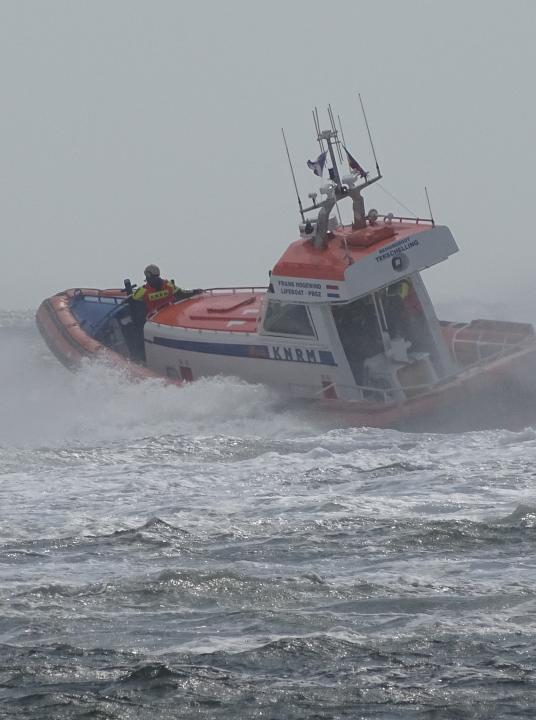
[2,0,535,322]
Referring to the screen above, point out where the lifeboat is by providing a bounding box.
[36,110,536,431]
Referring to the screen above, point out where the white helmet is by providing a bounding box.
[144,264,160,278]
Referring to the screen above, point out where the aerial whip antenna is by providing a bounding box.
[337,114,348,150]
[358,93,381,176]
[281,128,305,222]
[425,185,435,226]
[338,114,357,175]
[313,107,324,152]
[328,104,344,163]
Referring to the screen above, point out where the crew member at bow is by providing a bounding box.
[131,264,180,315]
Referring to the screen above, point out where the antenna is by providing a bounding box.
[425,185,435,226]
[337,114,348,149]
[281,128,305,222]
[313,107,324,152]
[328,104,344,163]
[358,93,381,176]
[338,114,352,172]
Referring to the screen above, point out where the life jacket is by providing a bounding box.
[132,279,176,315]
[387,280,410,300]
[386,280,420,316]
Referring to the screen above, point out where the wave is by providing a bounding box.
[2,632,535,719]
[0,324,318,448]
[5,501,536,569]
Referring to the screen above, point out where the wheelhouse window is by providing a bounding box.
[263,301,315,337]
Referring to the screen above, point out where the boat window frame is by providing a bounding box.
[261,299,317,339]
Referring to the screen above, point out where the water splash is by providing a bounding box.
[0,323,315,448]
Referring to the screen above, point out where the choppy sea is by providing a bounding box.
[2,310,536,719]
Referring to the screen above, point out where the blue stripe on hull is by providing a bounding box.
[318,351,337,366]
[148,336,337,366]
[149,336,270,359]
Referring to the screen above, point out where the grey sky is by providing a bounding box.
[1,0,535,318]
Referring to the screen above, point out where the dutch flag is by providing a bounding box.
[326,284,340,299]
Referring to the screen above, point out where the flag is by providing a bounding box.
[326,283,340,299]
[307,150,327,177]
[344,146,367,178]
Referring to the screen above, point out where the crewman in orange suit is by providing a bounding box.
[131,264,180,315]
[131,264,203,318]
[128,264,202,361]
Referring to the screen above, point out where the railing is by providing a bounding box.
[305,334,536,407]
[448,322,534,367]
[306,378,429,405]
[202,286,268,295]
[375,214,434,226]
[288,379,413,405]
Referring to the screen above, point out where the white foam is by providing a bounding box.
[0,330,316,448]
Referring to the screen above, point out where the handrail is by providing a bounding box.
[71,288,126,299]
[448,324,533,366]
[203,286,268,294]
[375,214,434,225]
[312,334,536,407]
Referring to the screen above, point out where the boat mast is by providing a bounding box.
[321,129,341,187]
[300,105,384,245]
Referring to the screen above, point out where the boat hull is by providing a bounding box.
[147,325,536,431]
[36,288,536,431]
[323,343,536,432]
[36,290,171,383]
